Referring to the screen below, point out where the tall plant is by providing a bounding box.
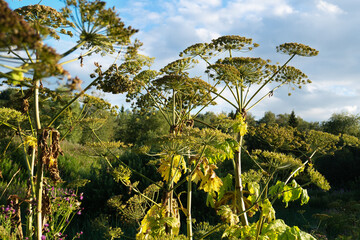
[0,0,138,239]
[110,57,223,239]
[179,35,321,238]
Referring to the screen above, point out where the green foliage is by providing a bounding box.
[2,2,355,239]
[306,165,331,191]
[115,110,170,146]
[269,180,310,207]
[0,204,19,240]
[315,199,360,239]
[252,150,303,171]
[288,111,299,128]
[222,219,316,240]
[0,163,27,203]
[322,113,360,137]
[258,111,277,126]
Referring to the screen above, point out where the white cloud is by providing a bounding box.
[343,105,358,113]
[224,0,294,18]
[316,0,344,14]
[90,0,360,122]
[302,105,358,120]
[273,4,294,16]
[299,107,333,121]
[15,0,357,122]
[195,28,220,42]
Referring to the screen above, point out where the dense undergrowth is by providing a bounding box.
[1,110,360,239]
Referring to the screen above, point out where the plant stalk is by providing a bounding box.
[186,151,193,240]
[235,134,249,226]
[34,79,43,240]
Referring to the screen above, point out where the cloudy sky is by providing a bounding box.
[7,0,360,121]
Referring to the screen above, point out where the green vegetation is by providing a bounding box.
[1,1,360,239]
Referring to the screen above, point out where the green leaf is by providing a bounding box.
[300,189,310,205]
[262,219,288,234]
[218,173,233,200]
[232,114,248,136]
[269,181,285,197]
[270,180,309,207]
[261,198,276,221]
[248,181,260,198]
[278,226,300,240]
[9,71,24,81]
[217,205,239,225]
[299,230,317,240]
[282,181,302,207]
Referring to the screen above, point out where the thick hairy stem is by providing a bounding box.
[186,152,193,240]
[235,134,249,226]
[34,82,41,131]
[26,148,37,239]
[35,162,44,240]
[34,80,43,240]
[168,183,173,235]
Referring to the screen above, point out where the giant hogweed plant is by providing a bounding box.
[0,0,141,239]
[96,54,233,239]
[176,36,360,239]
[96,35,331,240]
[175,36,325,239]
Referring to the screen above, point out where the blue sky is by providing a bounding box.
[6,0,360,121]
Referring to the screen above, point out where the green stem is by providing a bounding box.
[244,53,296,109]
[34,79,43,240]
[60,47,96,65]
[193,118,216,129]
[143,85,172,127]
[0,169,20,199]
[243,83,252,105]
[171,145,207,192]
[208,87,238,109]
[199,223,225,240]
[255,212,264,240]
[47,78,97,128]
[172,90,176,128]
[186,151,193,240]
[235,134,249,226]
[60,102,88,142]
[246,81,286,112]
[0,120,20,131]
[60,41,86,58]
[2,132,15,156]
[24,45,35,64]
[284,150,316,185]
[0,63,28,72]
[200,173,274,239]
